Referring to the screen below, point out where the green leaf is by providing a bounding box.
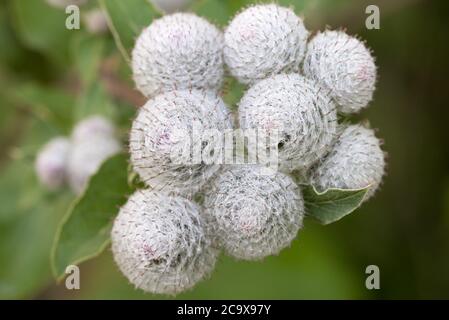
[0,191,72,299]
[10,0,74,64]
[303,185,371,225]
[0,121,75,298]
[74,81,117,122]
[72,34,107,88]
[11,84,76,134]
[51,153,133,280]
[99,0,159,63]
[193,0,234,26]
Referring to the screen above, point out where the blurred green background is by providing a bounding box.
[1,0,449,299]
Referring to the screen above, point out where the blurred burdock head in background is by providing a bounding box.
[34,115,121,195]
[46,0,87,9]
[35,137,71,190]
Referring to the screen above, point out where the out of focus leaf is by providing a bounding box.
[222,77,246,110]
[0,190,72,299]
[0,161,40,224]
[12,84,75,135]
[10,0,73,64]
[74,82,116,122]
[72,35,107,88]
[51,153,132,280]
[0,116,75,298]
[303,185,370,225]
[99,0,159,63]
[193,0,234,25]
[0,6,21,67]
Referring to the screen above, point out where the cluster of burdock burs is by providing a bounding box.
[37,3,386,295]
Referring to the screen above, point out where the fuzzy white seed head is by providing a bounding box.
[72,115,116,143]
[132,13,224,98]
[35,137,71,190]
[129,90,233,197]
[239,73,337,172]
[84,8,109,34]
[310,124,385,200]
[111,190,217,295]
[150,0,193,13]
[67,136,121,194]
[303,30,377,114]
[203,165,304,260]
[224,4,309,85]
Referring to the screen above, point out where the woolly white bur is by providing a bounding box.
[203,165,304,260]
[111,190,218,295]
[35,137,71,190]
[310,125,385,201]
[129,90,233,197]
[132,13,224,98]
[304,30,377,114]
[239,73,337,172]
[224,4,309,85]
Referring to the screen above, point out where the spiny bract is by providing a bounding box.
[129,90,233,197]
[303,30,377,114]
[67,136,120,194]
[224,4,309,85]
[239,73,337,172]
[132,13,224,98]
[310,124,385,200]
[203,165,304,260]
[35,137,71,190]
[111,190,218,295]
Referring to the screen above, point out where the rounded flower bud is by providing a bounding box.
[132,13,224,98]
[150,0,193,13]
[67,136,121,194]
[72,115,116,143]
[303,30,377,114]
[239,73,337,172]
[224,4,309,85]
[111,190,218,295]
[35,137,71,190]
[203,165,304,260]
[129,90,233,197]
[310,124,386,200]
